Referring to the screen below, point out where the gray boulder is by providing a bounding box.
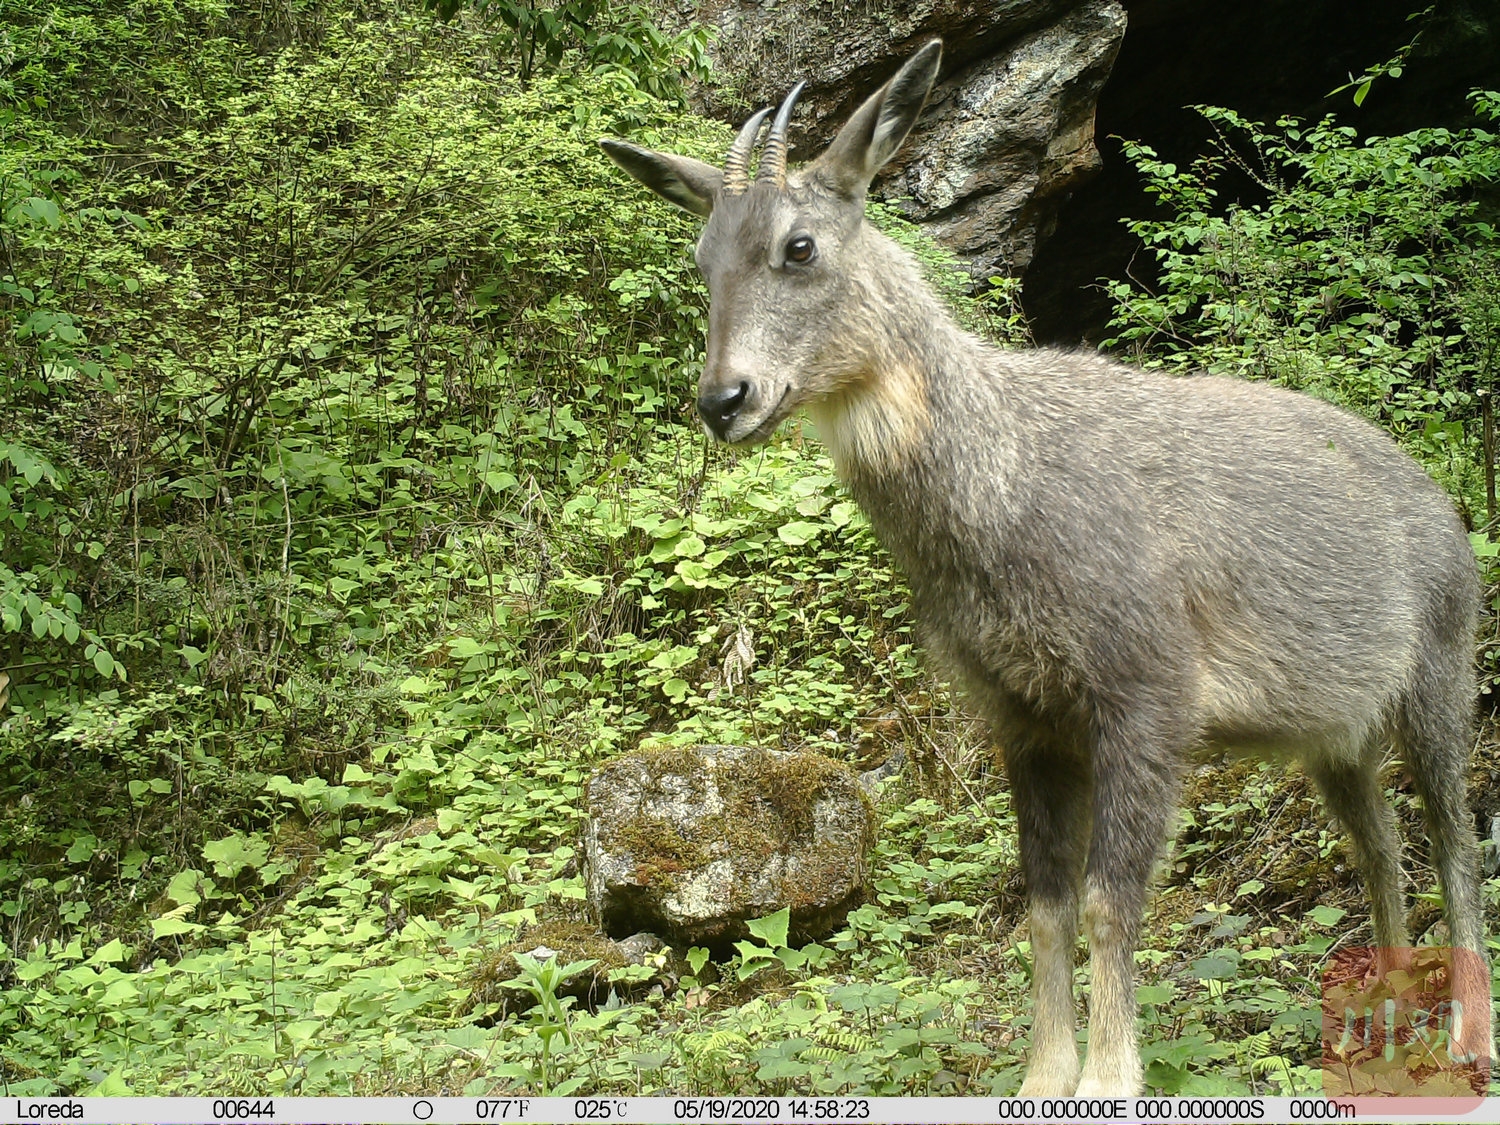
[582,745,874,945]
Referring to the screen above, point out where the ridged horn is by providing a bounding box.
[756,80,806,187]
[723,107,771,196]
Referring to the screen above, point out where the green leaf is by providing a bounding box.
[734,945,778,979]
[66,834,99,864]
[21,196,61,228]
[100,976,140,1006]
[15,957,57,982]
[1308,905,1346,927]
[90,1069,133,1096]
[777,520,821,546]
[165,870,204,907]
[447,635,494,658]
[830,982,900,1013]
[1189,951,1240,980]
[746,906,790,949]
[756,1057,810,1081]
[282,1019,323,1048]
[828,501,861,528]
[86,939,128,966]
[152,914,205,939]
[674,559,710,587]
[202,832,270,879]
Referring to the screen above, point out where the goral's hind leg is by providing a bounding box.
[1397,656,1492,1068]
[1008,739,1091,1097]
[1304,739,1410,954]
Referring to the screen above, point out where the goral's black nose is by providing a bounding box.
[698,380,749,439]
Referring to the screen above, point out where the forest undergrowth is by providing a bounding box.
[2,0,1499,1097]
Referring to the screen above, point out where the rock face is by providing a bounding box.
[582,745,874,946]
[686,0,1127,279]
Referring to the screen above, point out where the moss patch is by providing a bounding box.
[460,918,627,1020]
[609,815,711,889]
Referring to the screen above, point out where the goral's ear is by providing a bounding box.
[810,39,942,200]
[599,139,721,218]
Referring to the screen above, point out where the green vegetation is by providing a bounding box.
[1,0,1498,1098]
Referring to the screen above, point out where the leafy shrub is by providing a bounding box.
[425,0,714,104]
[0,0,735,969]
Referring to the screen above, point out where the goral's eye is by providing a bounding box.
[785,235,816,264]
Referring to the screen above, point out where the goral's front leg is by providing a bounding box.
[1017,895,1081,1096]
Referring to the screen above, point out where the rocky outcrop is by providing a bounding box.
[687,0,1127,279]
[582,744,874,946]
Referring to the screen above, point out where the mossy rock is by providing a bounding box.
[582,744,875,946]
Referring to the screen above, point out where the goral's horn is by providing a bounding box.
[756,80,806,187]
[723,107,771,196]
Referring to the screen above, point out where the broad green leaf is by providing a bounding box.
[746,906,790,949]
[21,196,61,228]
[1308,905,1347,927]
[152,914,205,939]
[165,870,203,907]
[777,520,821,546]
[15,958,57,982]
[100,977,140,1006]
[202,832,269,879]
[1189,951,1240,980]
[86,939,127,966]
